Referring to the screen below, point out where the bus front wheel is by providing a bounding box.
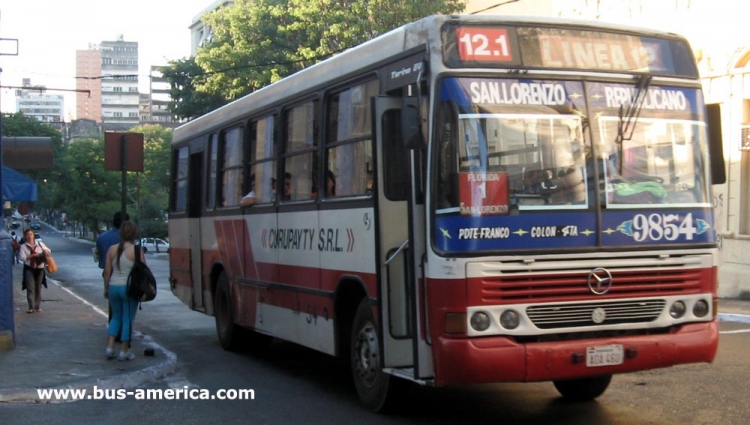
[350,298,392,412]
[553,375,612,401]
[214,272,241,351]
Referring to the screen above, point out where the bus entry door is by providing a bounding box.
[374,96,432,379]
[188,152,206,311]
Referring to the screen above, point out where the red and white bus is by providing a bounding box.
[169,14,725,411]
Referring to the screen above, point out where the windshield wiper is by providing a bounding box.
[616,74,652,173]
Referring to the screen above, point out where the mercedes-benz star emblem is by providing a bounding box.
[587,267,613,295]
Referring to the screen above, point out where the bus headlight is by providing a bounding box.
[670,301,686,319]
[500,310,520,329]
[470,312,491,332]
[471,311,490,332]
[693,300,709,318]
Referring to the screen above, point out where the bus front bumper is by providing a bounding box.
[433,321,718,387]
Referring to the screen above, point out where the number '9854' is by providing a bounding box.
[632,213,697,242]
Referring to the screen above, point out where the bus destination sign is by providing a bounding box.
[443,24,697,78]
[455,27,515,63]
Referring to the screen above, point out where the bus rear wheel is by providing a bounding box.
[350,298,392,412]
[214,272,241,351]
[553,375,612,401]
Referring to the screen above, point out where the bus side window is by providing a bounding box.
[220,127,244,207]
[325,80,378,197]
[383,109,409,201]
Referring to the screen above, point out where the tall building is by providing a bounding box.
[190,0,235,56]
[100,36,140,131]
[14,78,64,128]
[142,66,177,126]
[75,46,102,121]
[75,36,139,130]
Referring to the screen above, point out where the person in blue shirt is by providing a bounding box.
[96,212,128,271]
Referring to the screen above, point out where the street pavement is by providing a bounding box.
[1,259,749,404]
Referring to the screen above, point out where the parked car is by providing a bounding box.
[30,220,41,230]
[138,237,170,253]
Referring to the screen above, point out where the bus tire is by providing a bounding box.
[350,298,392,412]
[214,272,241,351]
[553,375,612,401]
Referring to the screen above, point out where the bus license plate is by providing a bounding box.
[586,345,623,367]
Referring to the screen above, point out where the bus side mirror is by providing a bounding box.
[401,97,424,150]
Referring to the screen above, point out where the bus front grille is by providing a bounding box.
[478,268,705,303]
[526,299,666,329]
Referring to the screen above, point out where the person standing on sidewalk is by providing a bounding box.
[19,228,52,313]
[96,212,129,271]
[11,231,20,264]
[103,220,144,361]
[96,212,129,339]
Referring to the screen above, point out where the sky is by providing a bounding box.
[0,0,215,118]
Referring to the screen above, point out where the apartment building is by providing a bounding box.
[14,78,64,129]
[99,37,140,131]
[75,46,102,121]
[141,66,177,127]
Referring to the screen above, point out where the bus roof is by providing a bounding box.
[173,14,692,144]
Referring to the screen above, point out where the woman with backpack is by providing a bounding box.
[103,220,146,361]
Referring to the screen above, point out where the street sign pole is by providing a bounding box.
[120,134,127,218]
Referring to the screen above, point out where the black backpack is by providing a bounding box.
[126,245,157,303]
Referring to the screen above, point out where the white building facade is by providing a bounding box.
[100,37,140,131]
[14,79,64,125]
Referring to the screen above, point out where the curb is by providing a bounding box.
[718,313,750,325]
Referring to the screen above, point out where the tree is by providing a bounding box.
[161,0,466,118]
[57,138,122,237]
[129,124,172,237]
[159,57,227,121]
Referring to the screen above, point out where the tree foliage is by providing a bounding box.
[162,0,466,119]
[130,124,172,237]
[159,57,228,122]
[59,138,121,233]
[2,114,172,239]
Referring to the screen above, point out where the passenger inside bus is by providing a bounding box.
[282,172,292,201]
[240,175,257,207]
[311,170,336,198]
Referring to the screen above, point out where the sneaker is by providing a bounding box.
[105,347,116,359]
[117,350,135,361]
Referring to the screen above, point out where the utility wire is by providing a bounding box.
[470,0,520,14]
[71,47,349,81]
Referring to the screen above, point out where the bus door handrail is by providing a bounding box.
[385,239,409,265]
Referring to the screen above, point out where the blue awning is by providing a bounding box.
[2,166,38,202]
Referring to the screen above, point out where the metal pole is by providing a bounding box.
[0,64,16,350]
[120,134,127,218]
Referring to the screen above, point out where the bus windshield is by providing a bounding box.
[436,77,590,216]
[435,77,712,218]
[598,117,710,207]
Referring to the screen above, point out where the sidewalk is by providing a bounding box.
[0,263,176,404]
[1,259,749,405]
